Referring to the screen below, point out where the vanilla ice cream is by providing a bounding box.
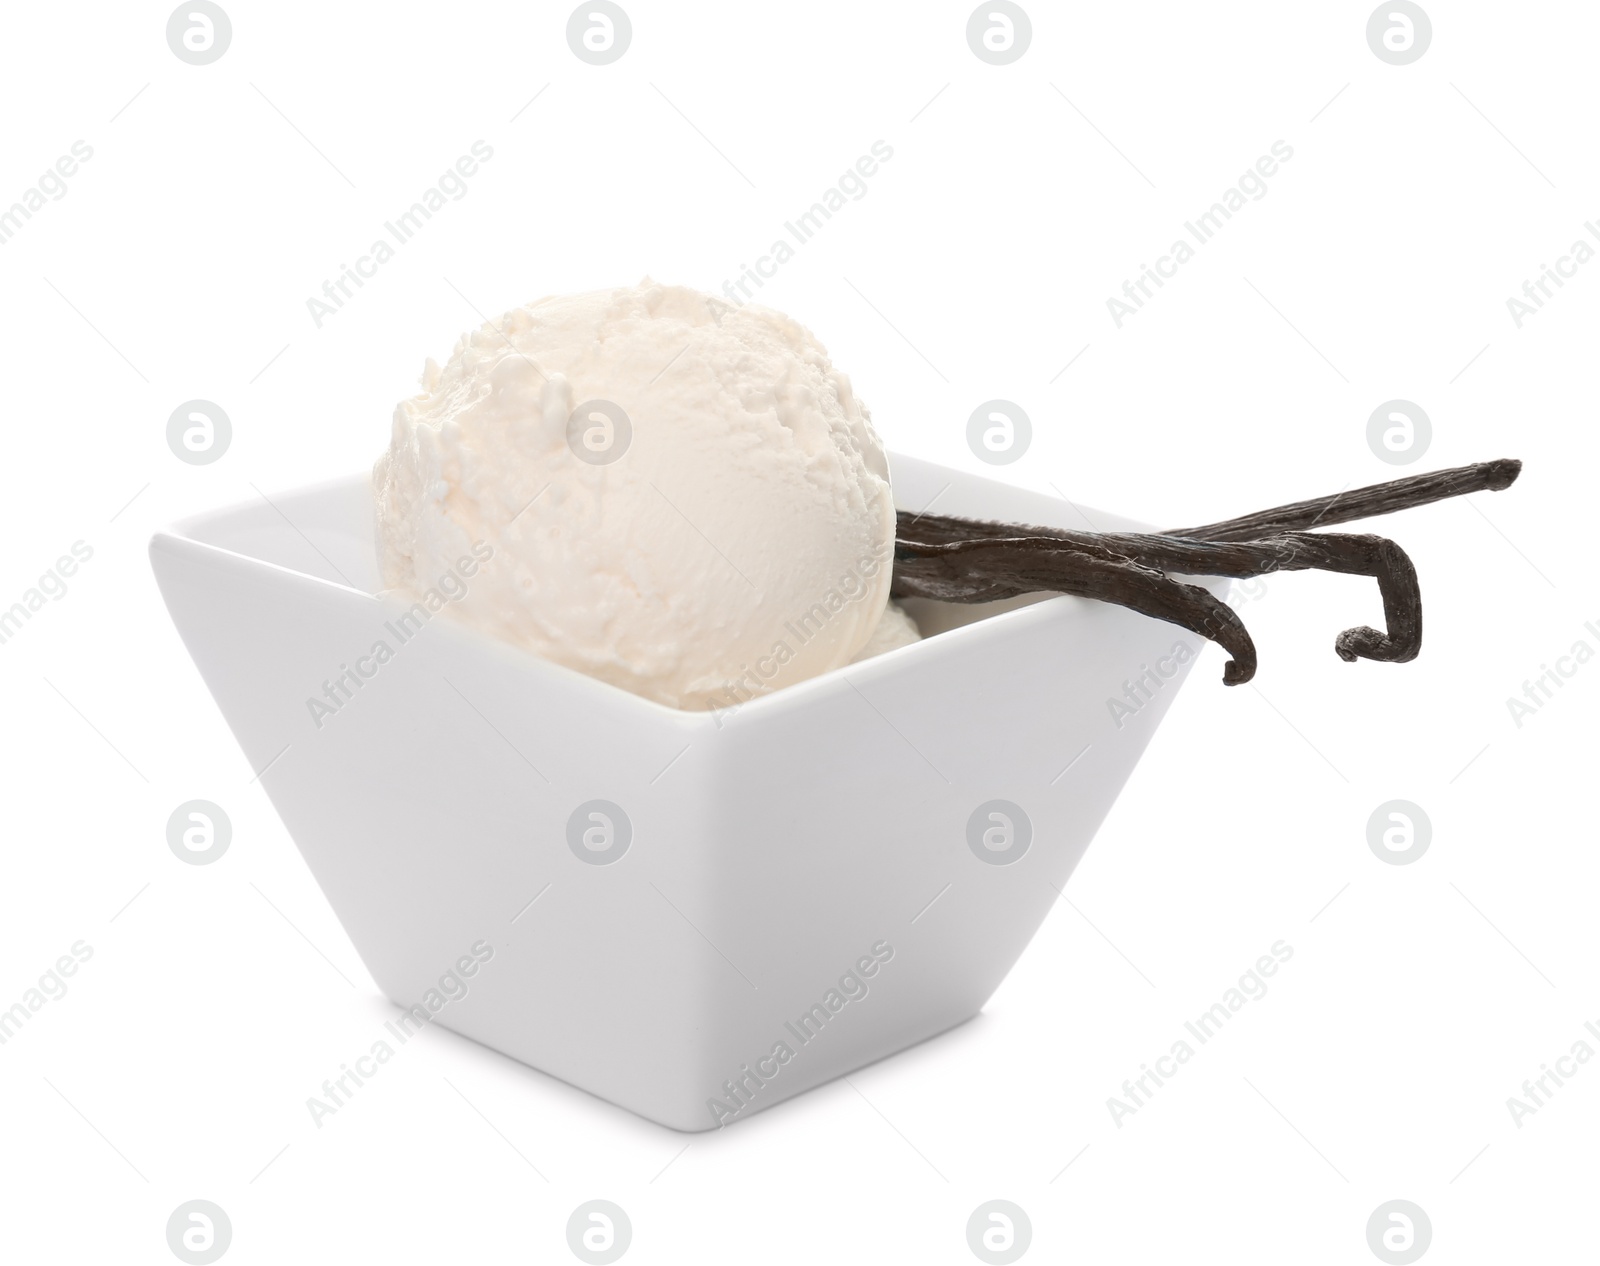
[851,600,921,662]
[373,281,898,710]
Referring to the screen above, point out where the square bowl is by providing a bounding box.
[150,453,1222,1131]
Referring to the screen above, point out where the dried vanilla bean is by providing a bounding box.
[1165,458,1521,541]
[893,533,1260,682]
[892,459,1519,684]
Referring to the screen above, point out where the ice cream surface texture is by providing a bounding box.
[373,281,898,710]
[851,600,922,663]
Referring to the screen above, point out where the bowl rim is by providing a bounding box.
[150,455,1167,729]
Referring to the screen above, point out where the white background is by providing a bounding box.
[1,1,1594,1262]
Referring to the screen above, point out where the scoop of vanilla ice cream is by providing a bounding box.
[373,281,897,710]
[850,600,922,663]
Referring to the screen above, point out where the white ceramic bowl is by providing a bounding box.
[150,453,1222,1131]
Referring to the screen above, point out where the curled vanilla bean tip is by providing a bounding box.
[1328,535,1422,666]
[1335,627,1392,663]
